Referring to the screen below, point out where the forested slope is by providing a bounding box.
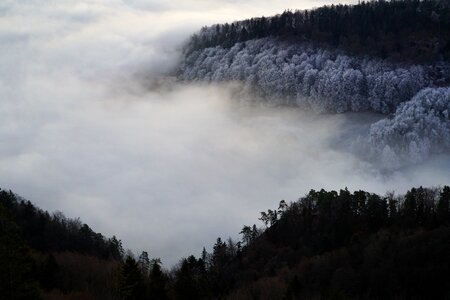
[2,186,450,299]
[183,0,450,62]
[167,186,450,300]
[177,0,450,167]
[0,189,124,299]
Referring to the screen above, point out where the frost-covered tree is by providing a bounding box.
[178,16,449,168]
[368,87,450,167]
[178,37,433,114]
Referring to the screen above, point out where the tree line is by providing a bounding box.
[118,185,450,299]
[186,0,450,62]
[0,189,124,260]
[1,185,450,299]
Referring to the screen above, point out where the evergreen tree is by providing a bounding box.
[0,203,41,299]
[148,258,168,300]
[119,255,144,300]
[138,251,150,276]
[437,186,450,225]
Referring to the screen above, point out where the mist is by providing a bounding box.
[1,0,449,266]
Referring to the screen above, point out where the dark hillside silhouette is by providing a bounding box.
[1,186,449,299]
[186,0,450,62]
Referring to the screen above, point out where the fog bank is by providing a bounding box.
[1,0,449,265]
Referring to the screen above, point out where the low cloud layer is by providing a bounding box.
[1,0,449,265]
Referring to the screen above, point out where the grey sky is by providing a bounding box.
[1,0,449,266]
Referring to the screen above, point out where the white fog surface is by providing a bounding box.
[1,0,449,265]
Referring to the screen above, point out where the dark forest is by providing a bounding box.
[1,185,450,299]
[186,0,450,62]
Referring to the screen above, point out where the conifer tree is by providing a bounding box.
[0,203,41,299]
[119,255,144,300]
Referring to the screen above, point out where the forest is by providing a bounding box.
[185,0,450,62]
[178,0,450,168]
[1,185,450,299]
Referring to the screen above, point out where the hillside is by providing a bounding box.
[177,0,450,167]
[2,186,450,299]
[165,185,450,300]
[184,0,450,62]
[0,189,124,299]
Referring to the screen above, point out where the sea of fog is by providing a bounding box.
[1,0,449,266]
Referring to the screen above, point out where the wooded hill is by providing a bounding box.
[186,0,450,62]
[178,0,450,169]
[1,185,450,299]
[0,189,123,299]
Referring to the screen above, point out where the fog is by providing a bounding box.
[1,0,449,266]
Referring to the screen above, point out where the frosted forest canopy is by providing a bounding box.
[177,0,450,169]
